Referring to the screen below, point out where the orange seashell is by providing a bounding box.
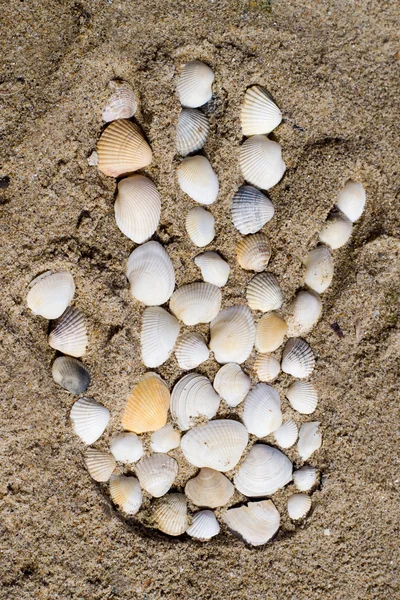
[121,373,170,433]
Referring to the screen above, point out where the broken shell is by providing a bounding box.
[176,60,214,108]
[114,175,161,244]
[121,372,170,434]
[194,252,230,287]
[273,419,298,449]
[319,212,353,249]
[170,373,220,430]
[213,363,251,407]
[150,424,181,453]
[185,467,234,508]
[175,332,209,370]
[210,305,255,364]
[27,271,75,320]
[246,272,283,312]
[231,185,274,235]
[169,282,221,326]
[126,241,175,306]
[97,119,152,177]
[110,432,144,463]
[109,474,142,515]
[135,454,178,497]
[286,380,318,414]
[293,465,317,491]
[185,206,215,247]
[240,85,282,136]
[288,290,322,336]
[242,384,282,437]
[84,448,116,482]
[304,245,334,294]
[236,233,271,272]
[287,493,311,520]
[48,307,88,357]
[297,422,322,460]
[102,80,138,122]
[141,306,180,368]
[52,356,90,395]
[234,443,292,497]
[336,180,366,222]
[255,312,287,353]
[176,108,209,155]
[153,493,188,536]
[177,155,219,205]
[222,500,280,546]
[70,397,110,444]
[254,354,281,382]
[281,338,315,379]
[186,510,220,540]
[239,135,286,190]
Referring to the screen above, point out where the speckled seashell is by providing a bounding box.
[253,354,281,382]
[126,241,175,306]
[287,493,311,520]
[222,500,280,546]
[186,510,220,541]
[240,85,282,136]
[185,468,234,508]
[255,312,287,353]
[176,108,209,155]
[246,272,283,312]
[319,211,353,250]
[293,465,317,491]
[297,422,322,460]
[185,207,215,247]
[281,338,315,379]
[102,80,138,122]
[213,363,251,407]
[174,332,209,370]
[135,454,178,497]
[170,373,220,430]
[84,448,116,482]
[240,135,286,190]
[304,245,334,294]
[27,271,75,320]
[169,282,221,326]
[52,356,90,395]
[176,61,214,108]
[97,119,152,177]
[336,180,366,222]
[110,432,144,463]
[286,380,318,414]
[141,307,180,368]
[242,384,282,437]
[48,307,88,357]
[109,474,142,515]
[210,305,255,364]
[153,493,188,536]
[177,155,219,205]
[287,290,322,336]
[114,175,161,244]
[150,424,181,453]
[194,252,230,287]
[231,185,274,235]
[236,233,271,272]
[70,397,110,445]
[273,419,298,449]
[121,372,170,434]
[234,444,292,497]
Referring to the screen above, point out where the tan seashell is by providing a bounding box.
[27,271,75,320]
[185,467,234,508]
[240,85,282,136]
[141,306,180,368]
[169,282,221,326]
[185,206,215,247]
[210,305,255,364]
[213,363,251,407]
[175,332,209,370]
[273,419,298,449]
[114,175,161,244]
[48,307,88,357]
[234,443,292,497]
[70,397,110,445]
[194,252,230,287]
[126,241,175,306]
[281,338,315,379]
[293,465,317,491]
[287,290,322,336]
[84,448,116,482]
[286,380,318,414]
[231,185,274,235]
[97,119,152,177]
[319,211,353,249]
[186,510,220,540]
[242,384,282,437]
[135,454,178,497]
[246,272,283,312]
[236,233,271,272]
[176,61,214,108]
[239,135,286,190]
[153,493,188,536]
[297,422,322,460]
[222,500,280,546]
[110,432,144,463]
[304,245,334,294]
[102,80,138,122]
[255,312,287,353]
[176,108,209,155]
[287,493,311,520]
[336,180,366,222]
[121,372,170,434]
[52,356,90,395]
[109,474,142,515]
[170,373,220,430]
[254,354,281,382]
[150,424,181,453]
[177,155,219,205]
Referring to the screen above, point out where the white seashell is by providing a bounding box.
[319,212,353,249]
[287,493,311,520]
[170,373,220,430]
[286,380,318,414]
[213,363,251,407]
[185,467,234,508]
[169,282,221,326]
[126,241,175,306]
[150,424,181,453]
[231,185,274,235]
[293,465,317,491]
[27,271,75,320]
[185,207,215,247]
[109,474,142,515]
[122,372,170,434]
[297,422,322,460]
[48,307,88,357]
[194,252,230,287]
[135,454,178,497]
[336,180,366,222]
[175,332,209,370]
[246,272,283,312]
[186,510,220,540]
[153,493,188,536]
[70,397,110,445]
[242,384,282,437]
[84,448,116,482]
[234,443,292,497]
[281,338,315,378]
[177,155,219,205]
[181,419,248,472]
[254,354,281,382]
[273,419,298,449]
[176,108,209,155]
[176,61,214,108]
[102,80,137,122]
[97,119,152,177]
[240,135,286,190]
[222,500,280,546]
[114,175,161,244]
[236,233,271,272]
[240,85,282,136]
[287,290,322,336]
[255,312,287,353]
[141,307,180,368]
[52,356,90,395]
[110,432,144,463]
[210,305,255,364]
[304,245,334,294]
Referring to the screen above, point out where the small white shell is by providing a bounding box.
[110,432,144,463]
[319,212,353,249]
[240,135,286,190]
[27,271,75,320]
[255,312,287,353]
[70,397,110,445]
[231,185,274,235]
[175,332,209,370]
[293,465,317,491]
[176,61,214,108]
[52,356,90,395]
[176,108,209,155]
[186,510,220,540]
[169,282,221,326]
[234,443,292,497]
[222,500,280,546]
[97,119,152,178]
[210,305,255,364]
[213,363,251,407]
[273,419,298,449]
[242,384,282,437]
[287,493,311,520]
[297,422,322,460]
[304,245,334,294]
[141,307,180,368]
[287,290,322,336]
[254,354,281,382]
[109,474,142,515]
[49,307,88,357]
[246,272,283,312]
[84,448,116,482]
[194,252,230,287]
[126,241,175,306]
[150,424,181,453]
[185,468,234,508]
[286,380,318,414]
[281,338,315,379]
[114,175,161,244]
[240,85,282,136]
[170,373,220,430]
[185,207,215,247]
[135,454,178,497]
[153,493,188,536]
[336,180,366,222]
[177,156,219,205]
[102,80,137,122]
[236,233,271,272]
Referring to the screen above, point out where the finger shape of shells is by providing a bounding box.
[186,510,220,541]
[70,397,110,445]
[126,241,175,306]
[281,338,315,379]
[52,356,90,395]
[181,420,248,472]
[242,384,282,437]
[319,212,353,249]
[150,424,181,453]
[304,245,334,294]
[175,332,209,370]
[286,380,318,414]
[185,207,215,247]
[176,108,209,155]
[293,465,317,492]
[121,372,170,434]
[236,233,271,272]
[255,312,287,353]
[273,419,298,449]
[84,448,116,482]
[170,373,220,430]
[240,85,282,136]
[135,454,178,497]
[141,307,180,368]
[336,180,366,222]
[222,500,280,547]
[234,444,292,497]
[48,307,88,357]
[153,493,188,536]
[194,252,230,287]
[109,474,142,515]
[97,119,152,177]
[176,61,214,108]
[27,271,75,320]
[185,468,234,508]
[240,135,286,190]
[169,282,221,326]
[297,422,322,460]
[246,272,283,312]
[114,175,161,244]
[231,185,274,235]
[287,493,312,520]
[213,363,251,407]
[254,354,281,382]
[110,432,144,463]
[177,156,219,205]
[287,290,322,336]
[210,305,255,364]
[102,80,138,122]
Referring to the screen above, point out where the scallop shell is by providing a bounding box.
[109,474,142,515]
[281,338,315,379]
[336,180,366,222]
[304,245,334,294]
[110,432,144,463]
[52,356,90,395]
[102,80,138,122]
[169,282,221,326]
[194,252,230,287]
[176,60,214,108]
[27,271,75,320]
[210,305,255,365]
[236,233,271,272]
[239,135,286,190]
[293,465,317,491]
[286,380,318,414]
[231,185,274,235]
[240,85,282,136]
[141,306,180,368]
[177,155,219,205]
[185,207,215,247]
[319,212,353,249]
[175,332,209,370]
[181,420,248,472]
[273,419,298,449]
[297,422,322,460]
[153,493,188,536]
[170,373,220,430]
[176,108,209,155]
[287,290,322,336]
[84,448,116,482]
[185,468,234,508]
[254,354,281,382]
[97,119,152,177]
[70,397,110,445]
[287,493,311,520]
[234,443,292,497]
[48,307,88,357]
[114,175,161,244]
[255,312,287,353]
[135,454,178,497]
[242,384,282,437]
[126,241,175,306]
[222,500,280,546]
[246,272,283,312]
[186,510,220,540]
[121,372,170,434]
[150,424,181,453]
[213,363,251,407]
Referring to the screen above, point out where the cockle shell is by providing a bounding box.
[242,384,282,437]
[236,233,271,272]
[319,212,353,249]
[27,271,75,319]
[239,135,286,190]
[297,422,322,460]
[97,119,152,177]
[210,305,255,364]
[170,373,220,430]
[84,448,116,482]
[287,290,322,336]
[141,307,180,368]
[153,493,188,536]
[185,468,234,508]
[186,510,220,540]
[135,454,178,497]
[194,252,230,287]
[287,493,311,520]
[246,272,283,312]
[121,372,170,434]
[234,443,292,497]
[150,424,181,453]
[181,420,248,472]
[253,354,281,382]
[281,338,315,378]
[52,356,90,395]
[240,85,282,136]
[126,241,175,306]
[110,432,144,463]
[176,61,214,108]
[213,363,251,407]
[273,419,298,449]
[304,245,334,294]
[185,207,215,247]
[222,500,280,546]
[114,175,161,244]
[286,380,318,414]
[336,180,366,222]
[102,80,137,122]
[48,307,88,357]
[255,312,287,353]
[70,397,110,444]
[109,474,142,515]
[169,282,221,326]
[231,185,274,235]
[177,155,219,205]
[293,465,317,491]
[174,332,209,370]
[176,108,209,155]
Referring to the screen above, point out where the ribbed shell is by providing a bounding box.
[52,356,90,395]
[236,233,271,272]
[242,384,282,437]
[231,185,274,235]
[186,510,220,540]
[304,245,334,294]
[121,372,170,434]
[273,419,298,449]
[288,290,322,336]
[176,108,209,155]
[114,175,161,244]
[239,135,286,190]
[175,332,209,370]
[210,305,255,365]
[240,85,282,136]
[177,155,219,205]
[102,80,138,122]
[319,212,353,249]
[70,397,110,444]
[281,338,315,379]
[185,207,215,247]
[176,61,214,108]
[246,272,283,312]
[126,241,175,306]
[27,271,75,319]
[286,380,318,414]
[297,422,322,460]
[169,282,221,326]
[254,354,281,382]
[150,424,181,453]
[110,432,144,463]
[293,465,317,491]
[48,307,88,357]
[84,448,116,482]
[194,252,230,287]
[336,180,366,222]
[213,363,251,407]
[109,474,142,515]
[140,306,180,368]
[234,443,292,497]
[255,312,287,353]
[287,493,312,520]
[222,500,280,546]
[135,454,178,497]
[153,493,188,536]
[97,119,152,177]
[185,468,234,508]
[170,373,220,430]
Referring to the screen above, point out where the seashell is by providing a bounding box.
[176,60,214,108]
[176,108,209,155]
[114,175,161,244]
[70,397,110,445]
[254,354,281,382]
[109,474,142,515]
[175,332,209,370]
[170,373,220,430]
[319,212,353,249]
[135,454,178,497]
[236,233,271,272]
[150,424,181,453]
[141,306,180,368]
[102,80,138,122]
[169,282,221,326]
[194,252,230,287]
[336,180,366,222]
[281,338,315,379]
[48,307,88,357]
[273,419,298,449]
[126,241,175,306]
[286,380,318,414]
[84,448,116,482]
[297,422,322,460]
[213,363,251,407]
[239,135,286,190]
[186,510,220,540]
[234,443,292,497]
[231,185,274,235]
[287,493,311,520]
[287,290,322,336]
[181,419,248,472]
[97,119,152,177]
[121,372,170,434]
[242,384,282,437]
[293,465,317,491]
[246,272,283,312]
[222,500,280,546]
[240,85,282,136]
[110,432,144,463]
[210,305,255,364]
[185,207,215,247]
[52,356,90,395]
[153,493,188,536]
[185,467,234,508]
[304,245,334,294]
[177,155,219,205]
[27,271,75,320]
[255,312,287,353]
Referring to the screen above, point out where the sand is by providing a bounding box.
[1,0,399,598]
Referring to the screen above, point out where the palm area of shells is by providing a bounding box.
[26,60,366,547]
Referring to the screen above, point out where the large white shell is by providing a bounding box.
[109,474,142,515]
[52,356,90,395]
[126,241,175,306]
[240,135,286,190]
[176,61,214,108]
[141,307,180,367]
[304,245,334,294]
[185,206,215,247]
[231,185,274,235]
[319,212,353,249]
[210,305,255,364]
[49,307,88,357]
[170,373,220,430]
[236,233,271,272]
[213,363,251,407]
[169,282,221,326]
[222,500,280,546]
[84,448,116,482]
[287,493,311,520]
[176,108,209,155]
[153,493,188,536]
[297,422,322,460]
[234,443,292,497]
[97,119,152,178]
[177,156,219,205]
[186,510,220,540]
[175,332,209,370]
[286,381,318,414]
[273,419,298,449]
[281,338,315,378]
[135,454,178,497]
[110,432,144,463]
[150,424,181,453]
[102,80,137,122]
[255,312,287,353]
[70,397,110,445]
[114,175,161,244]
[185,467,234,508]
[181,420,248,472]
[240,85,282,136]
[254,354,281,382]
[293,465,317,491]
[336,180,366,222]
[287,290,322,336]
[246,272,283,312]
[194,252,230,287]
[242,384,282,437]
[27,271,75,320]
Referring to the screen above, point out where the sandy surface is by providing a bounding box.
[1,0,399,598]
